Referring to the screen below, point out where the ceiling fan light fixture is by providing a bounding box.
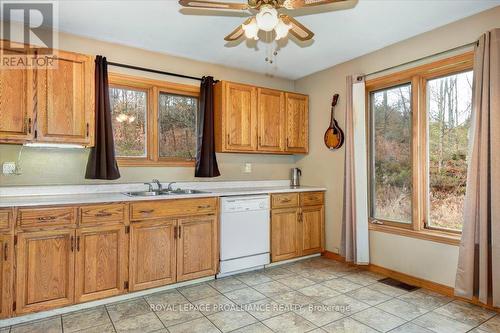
[274,18,292,40]
[242,18,259,40]
[255,5,278,32]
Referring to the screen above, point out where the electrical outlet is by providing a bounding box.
[2,162,16,175]
[244,163,252,173]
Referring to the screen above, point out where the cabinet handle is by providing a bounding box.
[95,212,112,217]
[70,236,74,252]
[227,133,230,144]
[139,209,154,214]
[37,216,56,221]
[281,198,291,203]
[178,225,182,238]
[258,136,261,146]
[197,205,211,209]
[28,118,32,134]
[76,236,80,251]
[86,123,90,137]
[174,226,177,239]
[286,138,289,148]
[4,243,7,261]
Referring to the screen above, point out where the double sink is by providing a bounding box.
[123,180,210,197]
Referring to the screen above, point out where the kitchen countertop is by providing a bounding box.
[0,182,326,208]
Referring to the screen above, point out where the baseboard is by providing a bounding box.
[321,251,499,313]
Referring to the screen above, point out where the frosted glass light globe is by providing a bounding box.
[274,18,292,40]
[242,19,259,40]
[256,6,278,32]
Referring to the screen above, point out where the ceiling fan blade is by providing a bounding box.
[178,0,249,10]
[281,0,347,9]
[224,18,252,41]
[281,15,314,41]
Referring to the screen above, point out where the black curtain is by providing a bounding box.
[195,76,220,178]
[85,56,121,180]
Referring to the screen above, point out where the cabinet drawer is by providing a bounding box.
[300,192,324,206]
[272,193,299,209]
[130,198,217,221]
[80,204,126,225]
[18,207,76,227]
[0,209,12,231]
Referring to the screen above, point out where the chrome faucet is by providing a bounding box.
[144,182,154,192]
[166,182,177,192]
[152,179,163,192]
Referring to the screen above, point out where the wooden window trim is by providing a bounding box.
[365,52,473,245]
[108,73,199,167]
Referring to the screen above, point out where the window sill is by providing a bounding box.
[117,159,195,167]
[368,223,461,246]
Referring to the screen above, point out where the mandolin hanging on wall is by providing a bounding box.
[324,93,344,150]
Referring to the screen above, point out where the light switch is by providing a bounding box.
[244,163,252,173]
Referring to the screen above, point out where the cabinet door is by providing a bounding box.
[257,88,284,152]
[224,82,257,151]
[285,93,308,153]
[271,208,299,262]
[75,225,126,303]
[16,229,75,314]
[300,206,324,256]
[129,220,176,291]
[0,44,35,143]
[37,50,94,146]
[0,235,13,318]
[177,215,218,282]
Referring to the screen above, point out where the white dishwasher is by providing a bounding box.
[218,195,270,277]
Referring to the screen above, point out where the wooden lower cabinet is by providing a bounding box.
[271,192,325,263]
[75,225,127,303]
[271,208,300,262]
[16,229,75,314]
[177,215,218,282]
[0,235,13,318]
[129,219,176,291]
[300,205,324,256]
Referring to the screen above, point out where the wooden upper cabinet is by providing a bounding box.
[36,50,94,146]
[271,208,299,262]
[129,219,176,291]
[257,88,285,152]
[0,235,13,319]
[300,205,324,256]
[285,93,309,153]
[215,81,308,154]
[16,229,75,314]
[0,43,35,143]
[221,82,257,152]
[176,215,218,282]
[75,225,127,303]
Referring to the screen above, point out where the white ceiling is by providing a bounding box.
[49,1,500,79]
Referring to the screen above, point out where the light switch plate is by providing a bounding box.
[2,162,16,175]
[244,163,252,173]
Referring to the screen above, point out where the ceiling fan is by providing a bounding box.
[178,0,347,42]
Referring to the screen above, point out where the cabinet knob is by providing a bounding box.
[86,123,90,137]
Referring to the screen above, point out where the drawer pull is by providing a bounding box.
[3,243,7,261]
[280,198,291,203]
[139,209,154,214]
[37,216,56,221]
[76,236,81,251]
[197,205,211,209]
[95,212,113,217]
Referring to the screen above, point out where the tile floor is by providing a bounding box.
[2,257,499,333]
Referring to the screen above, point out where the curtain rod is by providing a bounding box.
[108,61,203,81]
[364,40,478,79]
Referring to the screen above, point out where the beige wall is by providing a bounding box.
[0,30,298,186]
[295,6,500,287]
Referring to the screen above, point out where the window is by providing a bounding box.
[370,84,412,224]
[109,74,199,166]
[367,52,474,241]
[426,71,473,231]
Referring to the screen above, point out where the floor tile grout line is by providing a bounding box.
[104,302,119,333]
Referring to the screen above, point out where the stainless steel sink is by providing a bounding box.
[123,191,162,197]
[124,189,209,197]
